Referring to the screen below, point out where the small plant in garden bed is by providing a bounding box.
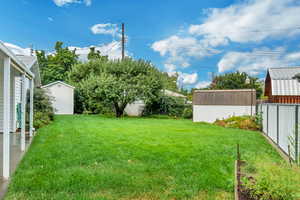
[240,160,300,200]
[214,115,261,131]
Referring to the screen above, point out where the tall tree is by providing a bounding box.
[36,41,78,85]
[210,72,263,98]
[72,58,163,117]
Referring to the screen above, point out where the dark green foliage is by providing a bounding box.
[210,72,263,98]
[182,105,193,119]
[31,88,54,128]
[144,95,186,117]
[292,73,300,82]
[33,112,52,129]
[37,41,78,85]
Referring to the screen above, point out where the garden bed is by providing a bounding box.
[235,158,300,200]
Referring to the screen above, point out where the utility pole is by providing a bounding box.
[121,23,125,60]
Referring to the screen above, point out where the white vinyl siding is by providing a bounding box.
[0,60,3,130]
[0,62,17,132]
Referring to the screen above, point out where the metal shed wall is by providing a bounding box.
[193,89,256,123]
[193,89,256,106]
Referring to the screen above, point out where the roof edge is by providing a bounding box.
[194,89,255,93]
[41,81,75,89]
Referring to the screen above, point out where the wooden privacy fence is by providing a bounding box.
[258,103,300,163]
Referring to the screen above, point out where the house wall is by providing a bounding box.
[44,83,74,115]
[0,59,17,132]
[193,105,254,123]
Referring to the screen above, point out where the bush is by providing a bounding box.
[242,161,300,200]
[182,105,193,119]
[144,95,186,117]
[214,115,260,130]
[30,88,55,128]
[33,112,52,129]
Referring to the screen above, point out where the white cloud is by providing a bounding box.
[152,0,300,72]
[178,72,198,85]
[90,23,121,38]
[285,52,300,61]
[84,0,91,6]
[189,0,300,44]
[163,63,199,87]
[53,0,91,7]
[151,35,219,68]
[68,40,128,61]
[4,42,32,56]
[195,81,211,89]
[218,47,300,75]
[164,63,177,76]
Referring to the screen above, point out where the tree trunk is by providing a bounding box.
[114,102,124,118]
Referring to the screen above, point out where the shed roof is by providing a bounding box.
[268,67,300,96]
[41,81,75,89]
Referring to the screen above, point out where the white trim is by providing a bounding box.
[29,79,34,137]
[21,74,26,152]
[3,57,11,179]
[41,81,75,89]
[0,41,34,78]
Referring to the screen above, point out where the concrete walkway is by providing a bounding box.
[0,133,31,199]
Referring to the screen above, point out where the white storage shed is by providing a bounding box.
[193,89,256,123]
[42,81,75,115]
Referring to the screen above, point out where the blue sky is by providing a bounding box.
[1,0,300,89]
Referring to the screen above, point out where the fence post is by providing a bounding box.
[266,104,269,136]
[295,105,299,163]
[277,105,279,145]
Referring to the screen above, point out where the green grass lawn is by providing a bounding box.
[6,115,281,200]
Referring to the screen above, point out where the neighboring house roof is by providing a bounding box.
[0,41,34,78]
[41,81,75,89]
[16,55,41,86]
[16,55,37,68]
[268,67,300,96]
[163,89,186,98]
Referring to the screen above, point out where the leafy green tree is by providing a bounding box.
[74,58,163,117]
[161,72,179,92]
[210,72,263,98]
[87,47,108,62]
[68,58,110,114]
[36,41,78,85]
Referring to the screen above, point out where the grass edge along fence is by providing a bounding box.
[258,103,300,164]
